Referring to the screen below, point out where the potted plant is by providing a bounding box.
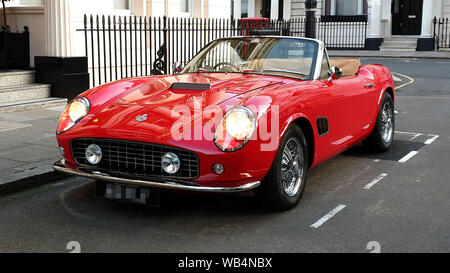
[0,0,30,69]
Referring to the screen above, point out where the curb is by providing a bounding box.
[0,160,72,197]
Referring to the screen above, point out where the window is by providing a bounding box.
[180,0,189,13]
[113,0,130,10]
[19,0,44,5]
[336,0,358,15]
[325,0,367,15]
[241,0,248,18]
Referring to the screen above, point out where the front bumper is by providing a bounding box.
[53,160,261,193]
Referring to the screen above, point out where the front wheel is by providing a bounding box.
[255,124,308,211]
[365,92,395,152]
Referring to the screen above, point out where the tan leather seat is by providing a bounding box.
[330,58,361,77]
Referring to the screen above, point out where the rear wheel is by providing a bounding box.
[255,124,308,211]
[365,92,395,152]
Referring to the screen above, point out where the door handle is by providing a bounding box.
[364,83,375,88]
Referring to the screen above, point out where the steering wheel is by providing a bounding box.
[213,62,240,72]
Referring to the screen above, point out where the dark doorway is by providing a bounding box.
[392,0,423,35]
[261,0,271,18]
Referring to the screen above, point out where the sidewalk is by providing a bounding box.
[0,106,70,195]
[329,49,450,59]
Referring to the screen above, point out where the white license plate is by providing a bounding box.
[99,182,160,207]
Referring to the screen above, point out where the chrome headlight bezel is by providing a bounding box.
[214,106,257,152]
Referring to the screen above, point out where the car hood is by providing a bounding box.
[77,73,287,144]
[114,73,283,108]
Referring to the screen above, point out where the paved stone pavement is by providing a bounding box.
[0,106,65,187]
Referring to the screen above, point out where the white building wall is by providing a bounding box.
[291,0,323,18]
[208,0,231,18]
[152,0,166,16]
[443,0,450,17]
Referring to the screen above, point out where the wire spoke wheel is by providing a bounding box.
[281,137,304,197]
[381,102,393,143]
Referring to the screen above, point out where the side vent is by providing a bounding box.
[316,117,329,137]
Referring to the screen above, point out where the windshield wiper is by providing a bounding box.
[262,69,308,79]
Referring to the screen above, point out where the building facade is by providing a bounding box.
[2,0,231,66]
[234,0,450,50]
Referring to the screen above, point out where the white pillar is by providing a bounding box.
[330,0,336,15]
[270,0,278,20]
[283,0,291,19]
[368,0,381,38]
[234,0,242,19]
[248,0,255,17]
[45,0,74,56]
[421,0,433,37]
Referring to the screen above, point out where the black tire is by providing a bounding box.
[255,124,308,211]
[365,92,395,152]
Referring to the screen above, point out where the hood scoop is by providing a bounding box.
[170,82,211,91]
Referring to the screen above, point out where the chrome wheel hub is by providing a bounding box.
[381,102,393,143]
[281,137,304,197]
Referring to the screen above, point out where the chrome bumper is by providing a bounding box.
[53,160,260,193]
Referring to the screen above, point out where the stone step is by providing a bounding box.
[0,70,35,88]
[384,36,419,40]
[380,44,417,50]
[382,41,418,46]
[0,84,52,104]
[0,97,68,113]
[380,47,417,52]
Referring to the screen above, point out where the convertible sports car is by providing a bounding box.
[54,36,395,210]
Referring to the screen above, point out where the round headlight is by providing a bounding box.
[214,106,256,152]
[57,97,90,134]
[68,99,89,122]
[161,152,180,174]
[86,144,102,165]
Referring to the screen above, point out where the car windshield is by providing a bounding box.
[182,37,319,80]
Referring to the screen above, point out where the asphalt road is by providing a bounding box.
[0,58,449,253]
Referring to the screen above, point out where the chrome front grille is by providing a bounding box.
[71,138,199,179]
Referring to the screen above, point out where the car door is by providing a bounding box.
[311,51,338,161]
[329,59,376,152]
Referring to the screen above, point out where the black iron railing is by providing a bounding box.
[317,15,368,49]
[434,17,449,49]
[79,15,367,87]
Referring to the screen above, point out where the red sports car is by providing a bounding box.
[54,36,395,210]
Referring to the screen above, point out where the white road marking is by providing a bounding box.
[409,133,422,141]
[395,130,420,135]
[364,173,388,190]
[392,75,402,83]
[398,151,418,163]
[396,131,439,144]
[311,205,346,229]
[424,135,439,145]
[392,72,414,90]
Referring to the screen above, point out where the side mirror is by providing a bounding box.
[330,66,343,80]
[172,62,183,74]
